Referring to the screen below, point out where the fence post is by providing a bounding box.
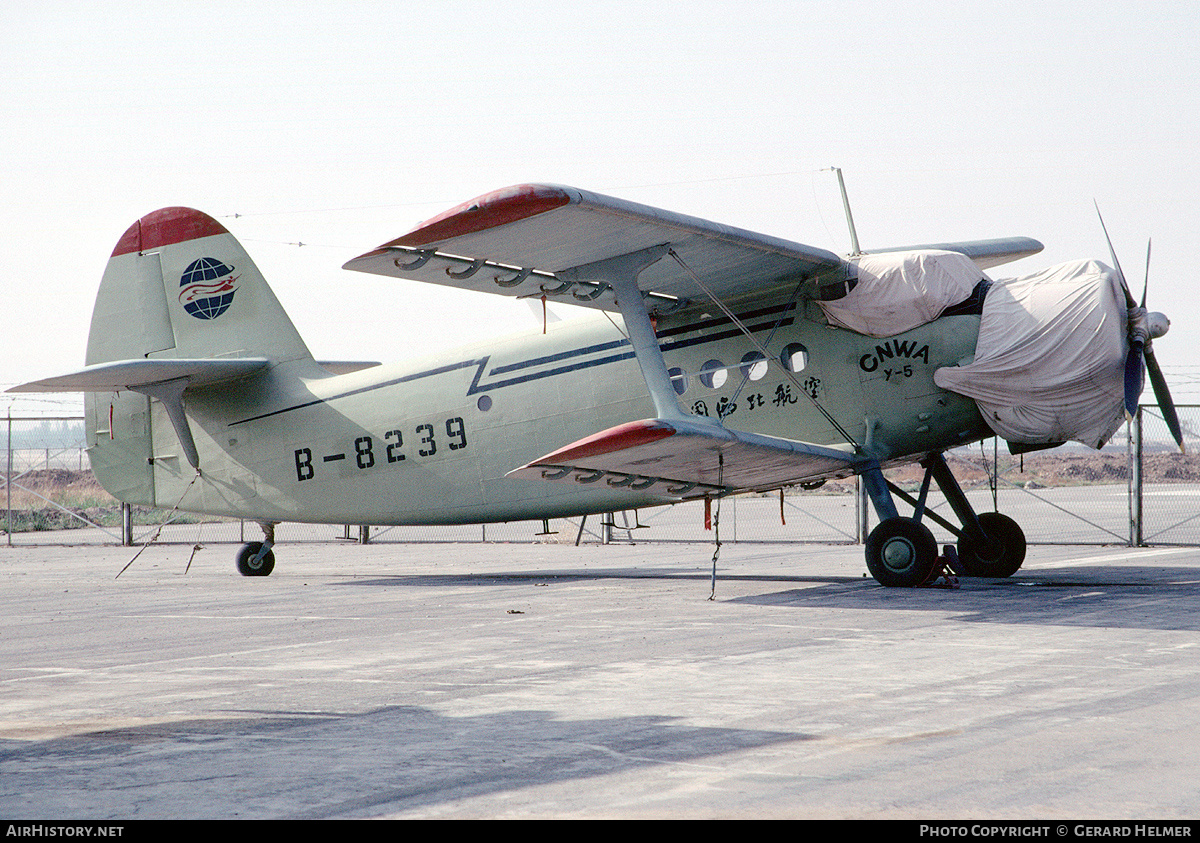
[992,436,999,511]
[6,411,11,546]
[855,476,869,543]
[1133,407,1144,547]
[122,503,132,547]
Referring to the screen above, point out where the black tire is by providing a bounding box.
[865,517,939,587]
[236,542,275,577]
[957,512,1026,578]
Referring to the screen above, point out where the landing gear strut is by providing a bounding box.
[237,522,277,576]
[859,453,1026,587]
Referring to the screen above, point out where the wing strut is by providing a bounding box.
[666,248,862,450]
[559,243,693,422]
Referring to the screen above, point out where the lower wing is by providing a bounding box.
[507,417,861,499]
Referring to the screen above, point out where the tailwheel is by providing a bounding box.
[865,517,939,587]
[236,541,275,577]
[956,512,1026,578]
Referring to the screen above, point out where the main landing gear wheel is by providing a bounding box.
[865,517,939,587]
[236,542,275,577]
[956,512,1026,578]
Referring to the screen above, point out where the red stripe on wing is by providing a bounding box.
[383,184,571,248]
[537,419,677,464]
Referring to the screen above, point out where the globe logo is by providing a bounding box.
[178,257,240,320]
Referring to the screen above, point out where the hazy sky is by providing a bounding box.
[4,0,1199,415]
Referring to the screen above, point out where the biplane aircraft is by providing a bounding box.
[10,183,1181,586]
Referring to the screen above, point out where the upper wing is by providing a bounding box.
[868,237,1044,270]
[506,417,861,499]
[342,184,850,312]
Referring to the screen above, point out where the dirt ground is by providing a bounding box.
[2,468,133,529]
[796,447,1196,494]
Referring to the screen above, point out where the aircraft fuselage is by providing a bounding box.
[88,294,987,525]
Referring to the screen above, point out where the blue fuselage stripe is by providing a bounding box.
[228,307,795,426]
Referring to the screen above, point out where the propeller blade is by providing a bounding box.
[1145,344,1185,452]
[1141,238,1151,309]
[1095,201,1136,309]
[1124,340,1145,419]
[1095,205,1180,450]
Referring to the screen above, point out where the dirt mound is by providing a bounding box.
[6,468,108,500]
[806,448,1197,494]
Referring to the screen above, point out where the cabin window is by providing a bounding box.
[740,351,768,381]
[668,366,688,395]
[781,343,808,372]
[699,359,728,389]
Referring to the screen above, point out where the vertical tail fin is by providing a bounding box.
[87,207,311,365]
[12,207,316,506]
[80,208,313,504]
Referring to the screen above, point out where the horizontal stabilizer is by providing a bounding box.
[9,357,270,471]
[343,184,850,313]
[507,418,860,499]
[8,357,269,393]
[869,237,1044,270]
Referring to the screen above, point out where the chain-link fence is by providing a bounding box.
[4,409,1199,548]
[1,416,112,540]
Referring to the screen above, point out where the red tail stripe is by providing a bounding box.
[112,207,229,257]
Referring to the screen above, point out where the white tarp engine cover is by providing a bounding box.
[933,259,1128,449]
[818,249,986,338]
